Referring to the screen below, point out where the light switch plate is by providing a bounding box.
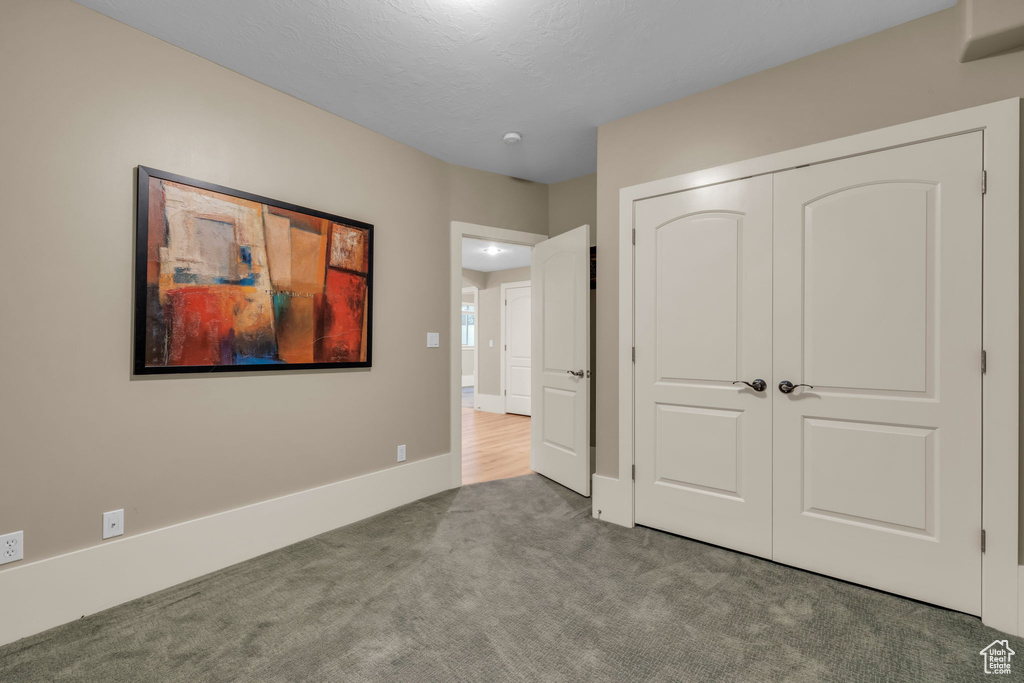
[102,509,124,540]
[427,332,440,348]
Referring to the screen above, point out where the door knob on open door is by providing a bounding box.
[778,380,814,394]
[732,379,767,392]
[567,369,585,378]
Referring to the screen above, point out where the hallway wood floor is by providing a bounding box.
[461,405,532,485]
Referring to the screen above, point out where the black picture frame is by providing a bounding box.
[590,246,596,290]
[133,166,373,375]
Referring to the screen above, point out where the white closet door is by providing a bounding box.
[772,133,983,614]
[633,176,774,558]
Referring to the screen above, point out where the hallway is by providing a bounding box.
[461,388,531,484]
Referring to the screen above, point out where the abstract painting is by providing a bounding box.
[134,167,372,374]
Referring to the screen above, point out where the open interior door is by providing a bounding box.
[531,225,591,495]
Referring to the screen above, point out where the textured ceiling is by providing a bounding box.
[73,0,956,183]
[462,238,531,273]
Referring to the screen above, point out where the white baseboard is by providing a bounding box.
[592,473,633,528]
[461,375,475,387]
[475,393,505,414]
[0,453,453,646]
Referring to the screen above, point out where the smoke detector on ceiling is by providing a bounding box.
[503,132,522,145]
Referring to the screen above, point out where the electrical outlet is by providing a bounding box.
[0,531,23,566]
[102,509,124,540]
[397,444,407,462]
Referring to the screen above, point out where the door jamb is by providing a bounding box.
[450,222,547,490]
[609,98,1021,634]
[500,280,532,415]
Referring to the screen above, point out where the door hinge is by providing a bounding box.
[632,346,636,363]
[981,350,987,374]
[632,228,636,245]
[981,529,987,553]
[982,170,987,195]
[632,464,635,480]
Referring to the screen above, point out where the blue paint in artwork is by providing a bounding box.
[273,292,291,323]
[211,273,257,287]
[233,355,286,365]
[173,267,198,284]
[239,246,252,265]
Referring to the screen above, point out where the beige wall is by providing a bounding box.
[548,173,597,241]
[595,7,1024,478]
[0,0,548,568]
[475,267,532,397]
[450,166,548,235]
[461,269,487,290]
[547,172,598,444]
[959,0,1024,62]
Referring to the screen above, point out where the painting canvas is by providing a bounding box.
[134,167,372,374]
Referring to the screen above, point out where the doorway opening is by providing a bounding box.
[460,235,533,485]
[450,220,592,496]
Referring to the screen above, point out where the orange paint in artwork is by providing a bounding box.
[266,205,328,236]
[276,296,317,364]
[147,178,166,282]
[263,212,293,290]
[290,227,327,295]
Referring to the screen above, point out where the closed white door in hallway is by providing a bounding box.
[503,283,532,416]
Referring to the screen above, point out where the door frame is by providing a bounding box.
[500,280,532,415]
[450,221,548,490]
[606,98,1021,634]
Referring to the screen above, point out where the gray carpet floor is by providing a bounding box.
[0,474,1019,682]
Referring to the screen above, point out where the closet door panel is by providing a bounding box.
[772,133,983,614]
[633,176,773,558]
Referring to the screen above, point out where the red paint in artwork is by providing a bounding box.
[166,288,233,366]
[318,269,367,362]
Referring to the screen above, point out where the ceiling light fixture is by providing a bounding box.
[503,132,522,145]
[482,246,504,255]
